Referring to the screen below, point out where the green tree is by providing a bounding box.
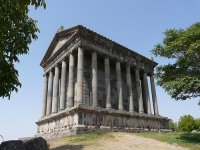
[195,118,200,131]
[178,115,196,132]
[169,120,178,132]
[0,0,46,99]
[151,22,200,101]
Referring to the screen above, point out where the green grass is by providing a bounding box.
[48,132,200,150]
[69,132,114,145]
[48,132,114,149]
[136,132,200,150]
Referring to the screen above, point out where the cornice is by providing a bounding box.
[41,25,157,72]
[78,26,158,67]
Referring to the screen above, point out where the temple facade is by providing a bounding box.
[36,25,170,140]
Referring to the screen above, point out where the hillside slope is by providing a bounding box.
[48,132,188,150]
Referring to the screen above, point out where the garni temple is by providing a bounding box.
[36,25,170,140]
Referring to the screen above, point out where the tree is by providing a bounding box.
[169,120,178,132]
[151,22,200,101]
[195,118,200,131]
[0,0,46,99]
[178,115,196,132]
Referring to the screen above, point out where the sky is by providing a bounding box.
[1,0,200,141]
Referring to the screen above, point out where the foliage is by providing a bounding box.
[178,115,196,132]
[151,22,200,101]
[169,120,178,132]
[195,118,200,131]
[0,0,46,99]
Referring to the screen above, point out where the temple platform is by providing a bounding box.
[36,104,169,140]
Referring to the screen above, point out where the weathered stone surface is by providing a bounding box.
[0,140,26,150]
[23,137,47,150]
[36,25,170,140]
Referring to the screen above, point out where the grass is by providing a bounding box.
[69,132,114,145]
[136,132,200,150]
[48,132,114,149]
[48,132,200,150]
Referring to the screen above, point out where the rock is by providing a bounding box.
[23,137,47,150]
[191,130,197,133]
[0,140,26,150]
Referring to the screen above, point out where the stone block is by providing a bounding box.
[23,137,47,150]
[0,140,26,150]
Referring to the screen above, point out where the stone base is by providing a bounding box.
[35,105,170,140]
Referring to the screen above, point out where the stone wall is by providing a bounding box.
[36,105,169,140]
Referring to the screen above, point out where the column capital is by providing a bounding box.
[103,55,111,60]
[69,49,75,55]
[55,63,61,68]
[61,57,67,62]
[115,58,122,63]
[90,49,98,55]
[43,73,49,77]
[131,60,137,67]
[133,66,140,71]
[78,41,84,48]
[126,62,131,67]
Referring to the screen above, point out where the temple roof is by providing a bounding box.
[40,25,157,68]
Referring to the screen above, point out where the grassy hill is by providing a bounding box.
[48,132,200,150]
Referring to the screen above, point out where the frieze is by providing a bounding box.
[78,26,157,67]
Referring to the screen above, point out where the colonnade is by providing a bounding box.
[41,46,159,117]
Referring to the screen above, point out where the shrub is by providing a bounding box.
[195,118,200,131]
[169,120,178,132]
[178,115,196,132]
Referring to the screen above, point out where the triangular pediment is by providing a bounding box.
[40,25,80,67]
[50,37,69,58]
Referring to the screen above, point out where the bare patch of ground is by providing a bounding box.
[84,133,188,150]
[49,132,188,150]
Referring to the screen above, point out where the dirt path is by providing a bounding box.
[83,133,188,150]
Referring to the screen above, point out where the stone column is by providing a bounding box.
[92,51,98,107]
[52,65,60,113]
[60,59,67,110]
[126,64,134,112]
[104,57,111,109]
[143,72,152,115]
[41,73,48,117]
[46,70,53,115]
[135,69,144,113]
[116,61,123,111]
[68,52,75,107]
[150,74,159,116]
[76,45,84,104]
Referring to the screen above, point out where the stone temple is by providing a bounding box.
[36,25,170,140]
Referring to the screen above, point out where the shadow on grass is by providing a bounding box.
[51,144,84,150]
[178,133,200,144]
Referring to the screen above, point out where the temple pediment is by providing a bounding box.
[40,26,80,67]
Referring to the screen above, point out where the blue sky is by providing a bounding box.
[1,0,200,141]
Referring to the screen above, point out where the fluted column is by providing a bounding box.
[60,59,67,110]
[41,73,48,117]
[135,69,144,113]
[46,70,53,115]
[92,51,98,107]
[68,52,75,107]
[76,45,84,104]
[116,61,123,111]
[126,64,134,112]
[143,72,152,115]
[150,74,159,116]
[52,65,60,113]
[105,57,111,109]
